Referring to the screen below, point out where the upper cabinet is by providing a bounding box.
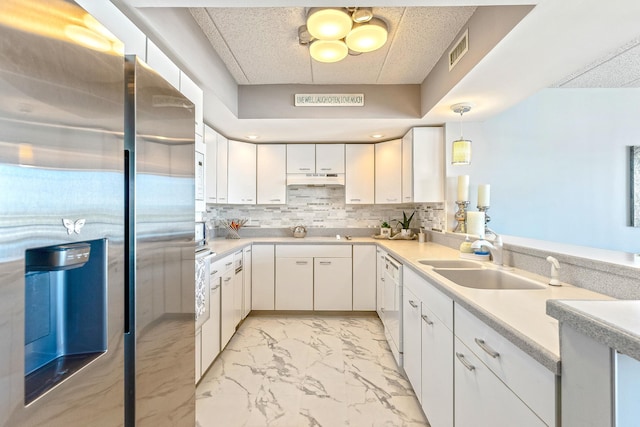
[345,144,375,204]
[316,144,345,173]
[146,39,180,89]
[216,134,228,204]
[227,140,256,204]
[204,125,218,204]
[287,144,315,173]
[179,73,204,137]
[257,145,287,205]
[375,139,402,204]
[287,144,345,174]
[402,127,444,203]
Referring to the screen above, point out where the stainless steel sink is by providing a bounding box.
[432,268,546,290]
[417,259,482,268]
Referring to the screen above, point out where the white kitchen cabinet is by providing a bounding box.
[233,250,243,326]
[179,72,204,137]
[216,134,228,204]
[376,247,387,318]
[402,127,444,203]
[242,246,252,319]
[204,125,218,204]
[195,328,202,383]
[220,256,235,349]
[455,337,546,427]
[402,286,422,398]
[403,267,454,427]
[382,255,402,366]
[352,245,376,311]
[375,139,402,204]
[287,144,315,173]
[345,144,374,204]
[146,39,180,89]
[201,259,221,373]
[252,244,275,310]
[314,257,352,310]
[227,140,256,204]
[316,144,345,173]
[257,144,286,204]
[275,257,313,310]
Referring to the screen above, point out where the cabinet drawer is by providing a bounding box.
[404,268,453,330]
[276,244,351,258]
[455,305,556,426]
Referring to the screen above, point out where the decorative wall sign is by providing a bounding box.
[294,93,364,107]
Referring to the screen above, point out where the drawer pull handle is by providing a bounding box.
[296,261,308,265]
[211,270,218,275]
[299,168,311,171]
[421,314,433,325]
[350,199,361,202]
[474,338,500,358]
[319,261,331,265]
[224,277,232,282]
[408,300,418,309]
[456,352,475,371]
[380,307,385,313]
[225,262,233,267]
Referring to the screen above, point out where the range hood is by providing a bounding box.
[287,173,345,186]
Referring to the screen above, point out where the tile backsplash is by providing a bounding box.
[207,186,446,232]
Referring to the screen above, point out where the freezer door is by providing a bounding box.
[124,56,196,426]
[0,1,125,426]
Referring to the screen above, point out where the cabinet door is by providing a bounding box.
[242,246,252,319]
[233,251,243,326]
[257,144,286,204]
[216,134,228,204]
[316,144,345,173]
[227,140,256,204]
[201,277,221,371]
[413,127,444,202]
[314,257,352,310]
[275,258,313,310]
[401,130,413,203]
[376,248,387,318]
[287,144,315,173]
[252,245,275,310]
[195,328,202,383]
[353,245,376,311]
[421,303,453,427]
[375,139,402,204]
[345,144,374,204]
[455,338,546,427]
[204,125,217,203]
[220,268,235,349]
[179,72,203,137]
[402,286,422,399]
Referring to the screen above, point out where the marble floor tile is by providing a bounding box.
[196,314,430,427]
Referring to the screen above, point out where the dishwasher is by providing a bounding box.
[383,254,403,366]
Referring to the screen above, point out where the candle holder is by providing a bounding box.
[477,205,491,235]
[454,200,469,233]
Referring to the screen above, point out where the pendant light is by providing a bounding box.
[451,103,473,165]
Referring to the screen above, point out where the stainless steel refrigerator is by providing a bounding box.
[0,1,196,425]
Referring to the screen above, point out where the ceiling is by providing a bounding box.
[188,7,476,85]
[116,0,640,142]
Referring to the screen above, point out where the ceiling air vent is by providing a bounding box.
[449,29,469,71]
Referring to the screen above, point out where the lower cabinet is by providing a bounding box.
[353,245,376,310]
[201,262,221,371]
[233,250,243,325]
[252,244,275,310]
[275,257,313,310]
[220,256,235,349]
[376,247,387,318]
[195,328,202,383]
[314,257,352,310]
[454,338,546,427]
[242,246,252,319]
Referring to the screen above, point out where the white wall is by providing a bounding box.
[445,88,640,253]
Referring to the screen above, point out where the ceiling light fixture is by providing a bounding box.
[300,7,388,63]
[451,103,473,166]
[370,133,384,139]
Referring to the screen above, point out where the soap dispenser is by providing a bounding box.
[459,236,473,253]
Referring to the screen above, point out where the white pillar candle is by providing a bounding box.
[478,184,490,207]
[466,211,485,237]
[457,175,469,201]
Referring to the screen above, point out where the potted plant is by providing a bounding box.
[380,221,391,237]
[395,211,415,237]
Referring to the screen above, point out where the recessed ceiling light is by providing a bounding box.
[370,133,384,139]
[246,135,259,140]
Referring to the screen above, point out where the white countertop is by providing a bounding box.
[547,300,640,362]
[207,236,614,373]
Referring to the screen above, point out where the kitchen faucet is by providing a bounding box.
[471,231,503,267]
[546,256,561,286]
